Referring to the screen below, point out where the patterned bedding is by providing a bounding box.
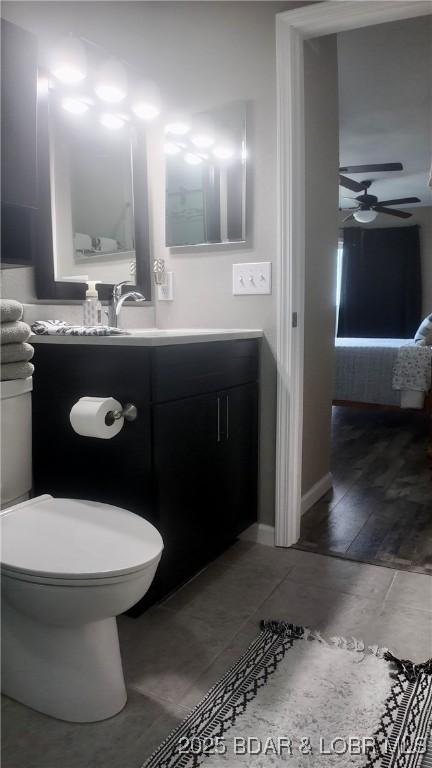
[334,338,430,408]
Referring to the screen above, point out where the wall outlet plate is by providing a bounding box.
[232,262,272,295]
[157,271,174,301]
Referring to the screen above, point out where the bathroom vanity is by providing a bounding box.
[31,330,261,613]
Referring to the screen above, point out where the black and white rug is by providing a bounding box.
[143,621,432,768]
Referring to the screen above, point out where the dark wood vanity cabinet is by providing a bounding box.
[32,339,259,611]
[153,382,258,598]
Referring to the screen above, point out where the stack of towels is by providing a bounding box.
[1,300,34,381]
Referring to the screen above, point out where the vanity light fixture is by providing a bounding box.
[184,152,203,166]
[51,35,87,84]
[190,117,215,149]
[99,113,125,130]
[95,59,128,103]
[165,114,191,136]
[132,80,161,121]
[61,97,89,115]
[191,133,215,149]
[164,142,182,155]
[213,144,235,160]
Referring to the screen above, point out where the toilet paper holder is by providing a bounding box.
[105,402,138,426]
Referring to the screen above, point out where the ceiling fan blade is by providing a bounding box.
[373,206,412,219]
[339,163,403,174]
[377,197,420,207]
[339,175,366,193]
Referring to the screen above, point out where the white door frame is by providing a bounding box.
[274,0,432,547]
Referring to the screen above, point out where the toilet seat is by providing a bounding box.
[0,495,163,586]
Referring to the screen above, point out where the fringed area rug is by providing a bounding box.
[143,621,432,768]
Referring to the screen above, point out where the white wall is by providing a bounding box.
[338,207,432,318]
[1,1,311,524]
[302,36,340,495]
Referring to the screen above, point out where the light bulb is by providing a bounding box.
[95,59,127,103]
[190,116,215,149]
[165,114,191,136]
[353,209,377,223]
[132,81,161,121]
[133,103,160,120]
[213,144,235,160]
[164,142,181,155]
[51,35,87,84]
[184,152,202,166]
[100,113,125,130]
[61,97,89,115]
[191,133,215,149]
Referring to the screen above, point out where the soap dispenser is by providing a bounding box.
[83,281,102,326]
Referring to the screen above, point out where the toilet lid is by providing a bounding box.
[0,495,163,580]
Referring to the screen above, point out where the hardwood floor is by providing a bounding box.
[295,406,432,574]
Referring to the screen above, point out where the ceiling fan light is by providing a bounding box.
[353,209,378,223]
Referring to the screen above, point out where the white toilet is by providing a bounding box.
[0,379,163,722]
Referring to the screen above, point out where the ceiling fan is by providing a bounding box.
[339,163,420,222]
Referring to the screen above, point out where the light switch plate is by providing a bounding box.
[232,262,272,295]
[157,271,174,301]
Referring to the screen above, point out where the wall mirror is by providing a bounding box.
[35,80,151,301]
[165,101,246,248]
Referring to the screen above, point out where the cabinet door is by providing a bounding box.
[152,391,226,596]
[220,383,258,536]
[1,20,38,208]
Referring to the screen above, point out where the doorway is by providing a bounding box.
[274,1,432,548]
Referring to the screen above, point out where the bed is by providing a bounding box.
[334,338,432,412]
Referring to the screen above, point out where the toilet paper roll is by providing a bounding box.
[69,397,124,439]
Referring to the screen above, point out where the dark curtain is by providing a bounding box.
[337,225,421,338]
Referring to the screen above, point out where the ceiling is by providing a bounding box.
[338,15,432,210]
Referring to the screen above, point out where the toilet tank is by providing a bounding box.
[0,378,32,508]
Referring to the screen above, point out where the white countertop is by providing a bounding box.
[30,328,263,347]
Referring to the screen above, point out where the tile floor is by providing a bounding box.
[2,542,431,768]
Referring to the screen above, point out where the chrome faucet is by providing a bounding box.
[108,281,147,328]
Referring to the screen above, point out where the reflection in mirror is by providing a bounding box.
[165,101,246,247]
[50,96,136,285]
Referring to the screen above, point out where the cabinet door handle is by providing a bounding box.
[226,395,229,440]
[217,396,221,442]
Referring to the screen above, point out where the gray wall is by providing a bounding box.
[338,206,432,318]
[302,36,339,495]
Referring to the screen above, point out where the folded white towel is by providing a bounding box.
[1,342,34,363]
[94,236,118,253]
[0,299,23,324]
[1,361,34,381]
[74,232,93,252]
[31,320,129,337]
[0,320,31,345]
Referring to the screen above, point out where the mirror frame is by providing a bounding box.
[34,74,152,302]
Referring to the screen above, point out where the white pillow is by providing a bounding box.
[414,313,432,345]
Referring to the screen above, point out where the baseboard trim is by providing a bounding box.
[301,472,332,515]
[240,523,275,547]
[240,473,332,547]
